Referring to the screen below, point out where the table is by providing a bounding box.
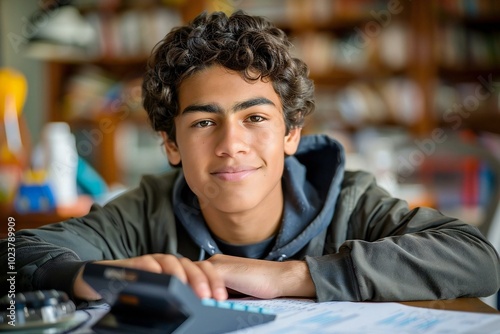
[401,297,499,314]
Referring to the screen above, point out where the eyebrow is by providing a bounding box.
[181,97,276,115]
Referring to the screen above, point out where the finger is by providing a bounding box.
[178,257,212,299]
[152,254,188,284]
[99,255,163,273]
[195,261,228,301]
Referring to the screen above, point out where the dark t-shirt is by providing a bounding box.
[213,234,276,259]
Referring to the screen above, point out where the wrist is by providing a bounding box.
[73,264,101,301]
[279,260,316,298]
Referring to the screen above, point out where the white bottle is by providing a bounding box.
[43,122,78,207]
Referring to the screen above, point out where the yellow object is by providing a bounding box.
[0,67,27,117]
[0,67,28,206]
[0,67,27,156]
[206,0,238,15]
[22,169,48,184]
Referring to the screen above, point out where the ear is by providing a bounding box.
[160,132,181,165]
[284,127,302,155]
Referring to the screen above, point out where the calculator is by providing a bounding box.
[82,263,276,334]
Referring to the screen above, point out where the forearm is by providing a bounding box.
[33,255,89,299]
[208,254,316,299]
[1,209,143,298]
[333,175,500,302]
[0,226,111,301]
[309,224,500,302]
[1,234,81,295]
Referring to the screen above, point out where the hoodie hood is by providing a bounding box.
[266,134,345,260]
[172,134,345,260]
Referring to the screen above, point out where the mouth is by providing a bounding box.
[210,166,259,181]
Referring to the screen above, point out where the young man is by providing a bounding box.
[1,11,499,304]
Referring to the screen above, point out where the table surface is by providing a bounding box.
[401,297,499,314]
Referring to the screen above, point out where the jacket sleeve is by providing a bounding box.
[306,171,500,302]
[0,173,178,300]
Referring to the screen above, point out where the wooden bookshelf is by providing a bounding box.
[431,0,500,135]
[34,0,500,187]
[236,0,439,135]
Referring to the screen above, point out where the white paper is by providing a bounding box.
[227,298,500,334]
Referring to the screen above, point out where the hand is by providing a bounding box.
[73,254,227,301]
[206,254,316,299]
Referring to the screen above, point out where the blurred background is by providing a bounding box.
[1,0,499,308]
[1,0,500,240]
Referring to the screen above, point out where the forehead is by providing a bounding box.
[177,65,282,110]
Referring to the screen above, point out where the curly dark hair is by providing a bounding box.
[142,10,314,141]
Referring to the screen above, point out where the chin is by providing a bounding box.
[213,196,260,214]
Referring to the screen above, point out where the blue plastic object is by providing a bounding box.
[77,157,108,197]
[14,182,56,213]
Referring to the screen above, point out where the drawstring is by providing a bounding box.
[198,248,206,261]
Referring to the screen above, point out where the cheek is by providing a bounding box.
[259,136,286,160]
[182,164,208,197]
[252,121,286,148]
[177,132,203,155]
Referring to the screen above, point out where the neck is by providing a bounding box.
[202,187,284,245]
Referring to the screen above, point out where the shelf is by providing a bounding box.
[53,55,148,66]
[25,42,148,65]
[438,67,500,81]
[461,112,500,135]
[438,12,500,28]
[66,110,149,124]
[0,196,93,236]
[312,67,408,86]
[280,14,377,32]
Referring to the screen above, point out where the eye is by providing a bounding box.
[193,120,214,128]
[247,115,266,123]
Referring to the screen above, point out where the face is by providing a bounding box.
[164,65,301,216]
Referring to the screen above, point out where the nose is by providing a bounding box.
[214,121,249,157]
